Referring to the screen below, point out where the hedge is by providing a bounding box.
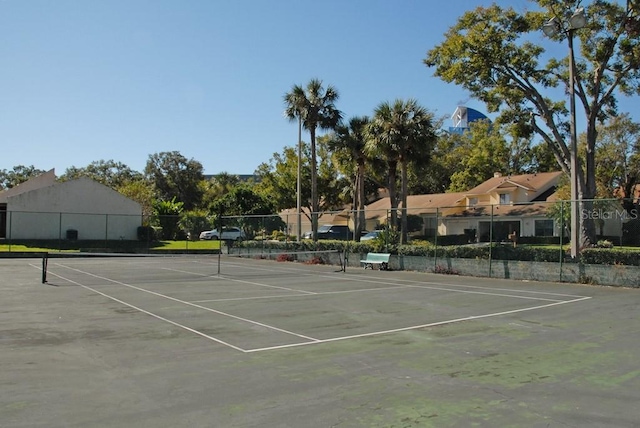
[236,240,639,266]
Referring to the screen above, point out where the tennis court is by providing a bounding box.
[2,254,639,427]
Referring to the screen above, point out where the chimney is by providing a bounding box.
[494,172,502,178]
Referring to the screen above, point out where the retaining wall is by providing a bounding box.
[233,248,640,288]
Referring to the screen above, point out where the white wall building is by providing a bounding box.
[1,172,142,240]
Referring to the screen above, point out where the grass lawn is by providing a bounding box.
[0,240,222,253]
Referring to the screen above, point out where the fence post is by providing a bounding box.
[489,204,494,277]
[559,201,565,282]
[434,207,439,271]
[7,211,11,252]
[58,212,62,252]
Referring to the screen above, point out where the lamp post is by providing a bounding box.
[543,7,586,259]
[296,115,302,242]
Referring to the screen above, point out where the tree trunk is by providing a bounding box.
[357,159,366,239]
[352,172,359,233]
[580,117,599,248]
[400,160,408,244]
[388,160,398,231]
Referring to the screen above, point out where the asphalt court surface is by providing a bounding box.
[4,255,639,427]
[40,255,591,353]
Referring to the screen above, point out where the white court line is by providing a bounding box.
[314,273,591,300]
[244,296,593,353]
[253,272,575,303]
[192,285,410,303]
[178,260,586,304]
[204,258,591,300]
[43,269,247,352]
[43,261,593,354]
[50,263,321,348]
[162,266,317,295]
[387,277,591,298]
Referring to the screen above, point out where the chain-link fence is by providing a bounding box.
[1,198,639,264]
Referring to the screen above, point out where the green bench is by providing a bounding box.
[360,253,390,270]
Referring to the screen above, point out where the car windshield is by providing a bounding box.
[318,225,332,232]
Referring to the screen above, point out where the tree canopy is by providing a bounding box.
[425,0,640,247]
[144,151,205,211]
[0,165,46,189]
[61,160,142,188]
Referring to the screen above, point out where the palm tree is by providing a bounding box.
[327,116,370,239]
[284,79,342,240]
[366,99,436,243]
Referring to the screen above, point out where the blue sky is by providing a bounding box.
[1,0,636,176]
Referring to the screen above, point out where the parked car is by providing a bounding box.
[315,224,353,240]
[199,227,246,241]
[361,230,383,241]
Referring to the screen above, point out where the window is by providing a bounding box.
[535,220,554,237]
[423,217,437,237]
[468,197,478,206]
[499,193,510,205]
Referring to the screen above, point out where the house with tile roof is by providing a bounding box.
[363,171,565,242]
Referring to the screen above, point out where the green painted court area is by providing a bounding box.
[2,254,639,427]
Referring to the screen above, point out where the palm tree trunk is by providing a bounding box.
[388,160,398,231]
[357,160,366,238]
[400,160,408,244]
[352,172,360,234]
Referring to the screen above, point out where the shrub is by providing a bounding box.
[595,239,614,248]
[580,248,640,266]
[236,239,639,266]
[432,265,460,275]
[304,256,325,265]
[276,253,294,262]
[137,226,156,241]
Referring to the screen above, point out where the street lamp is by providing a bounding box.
[542,7,586,259]
[297,115,302,242]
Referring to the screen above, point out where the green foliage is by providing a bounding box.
[425,0,640,246]
[255,145,310,211]
[210,184,283,238]
[593,114,640,206]
[255,140,349,214]
[153,197,184,240]
[365,98,437,243]
[137,225,156,241]
[179,210,212,240]
[61,160,142,189]
[117,178,155,217]
[595,239,614,249]
[366,228,400,253]
[284,79,343,237]
[0,165,46,190]
[580,248,640,266]
[145,151,204,210]
[447,121,513,191]
[396,243,565,262]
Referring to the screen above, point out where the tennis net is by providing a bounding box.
[41,249,345,285]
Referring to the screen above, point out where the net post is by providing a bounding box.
[217,244,221,275]
[341,248,347,272]
[42,252,48,284]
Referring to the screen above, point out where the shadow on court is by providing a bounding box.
[1,256,639,427]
